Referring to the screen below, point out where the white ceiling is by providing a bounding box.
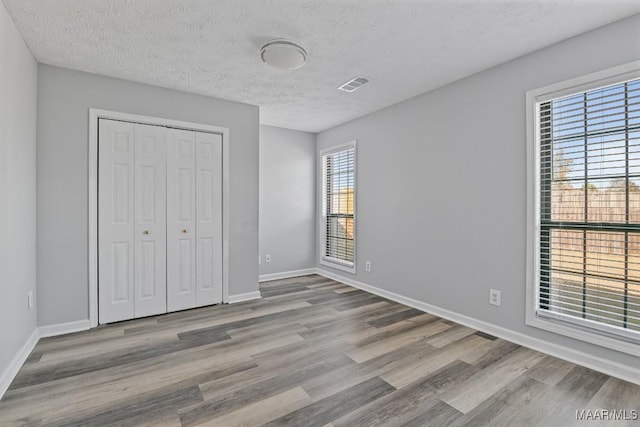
[3,0,640,133]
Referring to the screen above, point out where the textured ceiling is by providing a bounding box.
[3,0,640,132]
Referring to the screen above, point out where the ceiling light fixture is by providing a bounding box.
[261,39,307,70]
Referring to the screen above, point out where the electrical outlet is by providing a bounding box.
[28,291,33,309]
[265,254,271,263]
[489,289,501,306]
[365,260,372,272]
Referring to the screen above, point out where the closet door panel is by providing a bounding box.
[98,119,135,324]
[133,124,167,318]
[167,128,197,311]
[196,132,223,306]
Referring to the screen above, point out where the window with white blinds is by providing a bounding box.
[321,142,356,271]
[536,74,640,344]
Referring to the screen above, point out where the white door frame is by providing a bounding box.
[88,108,230,328]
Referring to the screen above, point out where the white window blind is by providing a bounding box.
[538,77,640,341]
[322,145,355,268]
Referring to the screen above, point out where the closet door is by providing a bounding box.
[133,124,167,317]
[98,119,135,324]
[166,128,197,311]
[195,132,223,306]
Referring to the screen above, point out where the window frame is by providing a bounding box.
[319,140,357,274]
[526,60,640,356]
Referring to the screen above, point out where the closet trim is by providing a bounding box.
[88,109,230,328]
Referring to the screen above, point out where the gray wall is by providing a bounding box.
[37,65,259,326]
[317,15,640,369]
[0,2,38,378]
[259,125,316,276]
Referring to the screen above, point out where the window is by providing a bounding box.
[527,61,640,354]
[320,141,356,273]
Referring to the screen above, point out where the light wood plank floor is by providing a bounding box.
[1,274,639,426]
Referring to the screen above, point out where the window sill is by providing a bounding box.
[525,312,640,357]
[320,257,356,274]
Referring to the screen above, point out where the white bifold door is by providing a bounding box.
[98,119,222,324]
[166,129,223,311]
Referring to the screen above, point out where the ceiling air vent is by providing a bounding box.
[338,76,369,92]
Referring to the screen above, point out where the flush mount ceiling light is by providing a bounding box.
[260,39,307,70]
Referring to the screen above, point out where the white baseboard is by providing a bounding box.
[0,328,39,400]
[228,291,262,304]
[316,268,640,386]
[38,319,91,338]
[259,268,317,282]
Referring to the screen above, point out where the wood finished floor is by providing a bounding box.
[1,275,639,426]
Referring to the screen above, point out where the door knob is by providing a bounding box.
[182,229,188,234]
[143,230,150,235]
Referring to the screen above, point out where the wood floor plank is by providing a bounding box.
[402,400,463,427]
[419,359,480,392]
[347,312,440,348]
[333,286,360,294]
[36,330,180,365]
[340,302,405,327]
[555,365,610,403]
[366,308,425,328]
[183,356,354,426]
[49,385,203,427]
[524,355,577,386]
[456,335,502,364]
[300,316,376,342]
[1,274,638,427]
[12,333,233,388]
[470,339,521,369]
[347,320,451,363]
[264,376,396,426]
[33,326,126,354]
[588,376,640,411]
[380,334,489,388]
[0,332,302,420]
[251,331,355,369]
[425,324,476,348]
[195,355,353,422]
[439,347,546,413]
[119,306,276,340]
[192,386,312,427]
[227,319,309,340]
[0,352,256,422]
[449,376,549,427]
[301,337,437,401]
[332,371,443,426]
